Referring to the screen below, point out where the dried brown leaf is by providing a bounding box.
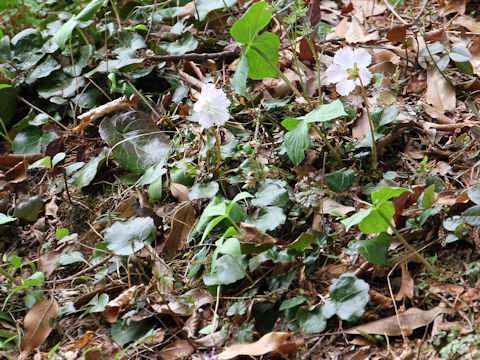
[162,202,195,258]
[352,109,371,141]
[169,182,190,202]
[453,15,480,32]
[439,0,466,16]
[345,305,455,336]
[103,285,143,323]
[350,0,386,16]
[218,332,292,359]
[345,18,380,44]
[426,65,456,111]
[319,198,355,216]
[20,299,59,356]
[395,263,414,301]
[238,222,277,244]
[387,26,406,43]
[159,339,194,360]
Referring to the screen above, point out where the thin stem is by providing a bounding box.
[358,78,378,169]
[305,35,324,104]
[211,127,222,173]
[0,266,23,288]
[378,212,436,274]
[311,123,343,167]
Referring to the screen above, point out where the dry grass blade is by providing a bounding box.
[20,298,59,357]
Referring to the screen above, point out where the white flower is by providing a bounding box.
[326,47,372,96]
[193,83,231,128]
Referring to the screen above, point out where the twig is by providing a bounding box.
[147,49,239,62]
[383,0,408,24]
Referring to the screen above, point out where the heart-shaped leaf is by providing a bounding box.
[325,168,355,193]
[104,217,156,256]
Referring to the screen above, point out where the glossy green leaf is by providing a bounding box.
[233,53,249,97]
[463,205,480,226]
[246,32,279,79]
[371,187,411,205]
[419,42,445,57]
[230,1,271,45]
[85,58,144,77]
[37,71,85,99]
[323,273,369,321]
[251,179,288,207]
[28,156,51,169]
[284,119,310,166]
[164,32,198,55]
[195,0,237,21]
[99,111,169,173]
[341,208,372,232]
[358,201,394,234]
[53,17,78,49]
[468,186,480,205]
[422,184,435,210]
[104,217,155,256]
[25,56,60,84]
[69,148,108,188]
[0,213,17,225]
[280,296,306,311]
[305,100,347,123]
[13,127,59,154]
[111,318,158,347]
[296,306,327,334]
[325,168,355,193]
[11,29,45,70]
[0,86,17,127]
[64,45,93,77]
[148,176,163,201]
[349,232,392,265]
[189,182,219,200]
[245,206,286,232]
[203,254,248,286]
[455,61,474,75]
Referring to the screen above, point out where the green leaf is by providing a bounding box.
[422,184,435,210]
[53,17,78,49]
[284,119,310,166]
[99,111,169,173]
[11,29,45,70]
[419,42,445,57]
[12,127,59,154]
[104,217,156,256]
[325,168,355,193]
[76,0,106,22]
[113,31,146,59]
[233,53,249,97]
[251,179,288,207]
[164,32,198,55]
[195,0,237,21]
[371,105,399,126]
[359,201,394,234]
[371,187,411,205]
[203,254,248,286]
[111,318,158,347]
[455,61,474,75]
[29,156,52,169]
[463,205,480,226]
[58,252,85,266]
[449,46,472,63]
[0,213,16,225]
[247,32,279,79]
[227,301,247,316]
[85,58,144,77]
[288,233,315,251]
[468,186,480,205]
[37,71,85,99]
[0,86,17,128]
[305,100,347,123]
[245,206,286,232]
[24,272,45,287]
[280,296,306,311]
[13,196,43,222]
[148,176,163,201]
[64,45,93,77]
[137,163,167,186]
[89,293,109,313]
[323,273,369,321]
[296,306,327,334]
[69,148,108,188]
[189,182,219,200]
[341,208,372,232]
[230,1,271,45]
[25,56,60,84]
[349,233,392,265]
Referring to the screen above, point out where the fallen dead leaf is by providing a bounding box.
[346,18,380,44]
[395,263,414,301]
[369,289,393,308]
[0,153,43,168]
[453,15,480,33]
[319,198,355,216]
[352,109,371,141]
[350,0,386,16]
[159,339,194,360]
[218,332,292,359]
[162,202,195,258]
[345,305,455,336]
[169,182,190,202]
[20,298,59,357]
[103,285,143,323]
[238,222,277,244]
[426,65,456,111]
[439,0,466,16]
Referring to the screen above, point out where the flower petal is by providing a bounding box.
[333,47,355,68]
[357,68,373,86]
[326,64,348,84]
[336,78,356,96]
[352,48,372,68]
[198,112,216,128]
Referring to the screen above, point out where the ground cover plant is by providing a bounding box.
[1,0,480,358]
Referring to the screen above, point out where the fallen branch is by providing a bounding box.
[147,49,239,62]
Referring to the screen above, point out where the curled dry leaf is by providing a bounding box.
[20,298,59,356]
[162,202,195,258]
[439,0,466,16]
[394,263,414,301]
[238,222,277,244]
[169,182,190,202]
[426,65,456,111]
[218,332,292,359]
[103,285,143,323]
[345,305,455,336]
[159,339,194,360]
[319,198,355,216]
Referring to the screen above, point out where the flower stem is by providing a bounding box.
[358,78,378,170]
[378,211,436,274]
[211,127,222,173]
[311,123,344,167]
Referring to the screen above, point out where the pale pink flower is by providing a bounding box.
[326,48,372,96]
[193,84,230,128]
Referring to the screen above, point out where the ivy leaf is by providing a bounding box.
[203,254,248,286]
[113,31,146,59]
[323,273,370,321]
[189,182,219,200]
[251,179,288,207]
[463,205,480,226]
[245,206,286,232]
[468,186,480,205]
[69,148,109,188]
[13,127,59,154]
[348,232,392,265]
[296,306,327,334]
[104,217,156,256]
[325,168,355,193]
[284,119,310,166]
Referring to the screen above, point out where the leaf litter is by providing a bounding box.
[0,0,479,359]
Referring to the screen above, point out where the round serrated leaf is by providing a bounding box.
[104,217,155,256]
